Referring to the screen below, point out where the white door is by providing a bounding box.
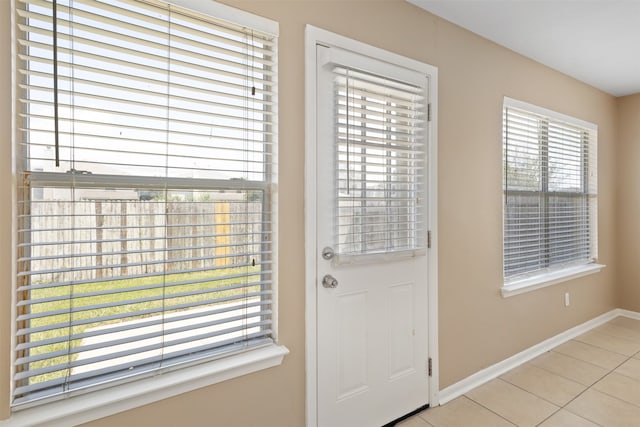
[315,44,433,427]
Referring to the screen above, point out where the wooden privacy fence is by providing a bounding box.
[30,199,265,284]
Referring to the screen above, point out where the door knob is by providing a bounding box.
[322,274,338,288]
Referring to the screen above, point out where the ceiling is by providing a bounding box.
[408,0,640,97]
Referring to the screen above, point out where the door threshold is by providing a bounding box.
[382,403,430,427]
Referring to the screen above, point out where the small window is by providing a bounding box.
[14,0,277,407]
[333,67,426,260]
[502,98,597,287]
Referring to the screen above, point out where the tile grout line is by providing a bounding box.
[411,413,435,427]
[497,374,566,408]
[462,387,520,427]
[548,343,633,427]
[534,407,567,427]
[463,333,629,425]
[497,379,568,427]
[591,325,640,345]
[554,340,632,363]
[588,370,640,411]
[529,349,610,386]
[410,319,640,427]
[501,321,640,426]
[575,324,640,355]
[572,335,640,358]
[539,321,640,425]
[558,382,606,426]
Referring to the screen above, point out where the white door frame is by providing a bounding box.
[304,25,440,427]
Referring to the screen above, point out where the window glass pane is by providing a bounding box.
[504,193,544,275]
[547,194,590,264]
[334,68,426,257]
[503,109,541,192]
[548,123,584,192]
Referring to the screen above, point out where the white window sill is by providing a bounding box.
[501,263,605,298]
[1,344,289,427]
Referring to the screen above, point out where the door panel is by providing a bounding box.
[388,282,415,380]
[337,290,369,400]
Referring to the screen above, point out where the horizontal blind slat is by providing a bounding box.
[17,292,273,337]
[16,309,273,364]
[16,299,272,350]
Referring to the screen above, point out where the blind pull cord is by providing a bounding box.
[346,70,350,195]
[251,30,256,96]
[53,0,60,167]
[504,108,509,206]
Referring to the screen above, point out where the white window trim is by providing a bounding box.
[503,97,597,132]
[0,344,289,427]
[7,0,286,424]
[501,263,605,298]
[501,97,599,298]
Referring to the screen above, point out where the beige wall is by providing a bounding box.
[0,1,622,426]
[616,93,640,311]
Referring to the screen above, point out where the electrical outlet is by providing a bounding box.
[564,292,570,307]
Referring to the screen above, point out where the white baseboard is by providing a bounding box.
[438,308,635,405]
[617,309,640,320]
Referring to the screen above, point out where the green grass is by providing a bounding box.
[23,266,263,386]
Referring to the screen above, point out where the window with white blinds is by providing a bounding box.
[503,98,597,283]
[14,0,277,406]
[333,67,426,260]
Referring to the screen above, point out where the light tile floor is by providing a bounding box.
[399,316,640,427]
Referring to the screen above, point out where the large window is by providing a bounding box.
[503,98,597,287]
[14,0,277,407]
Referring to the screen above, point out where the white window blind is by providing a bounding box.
[15,0,277,406]
[333,67,426,260]
[503,99,597,282]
